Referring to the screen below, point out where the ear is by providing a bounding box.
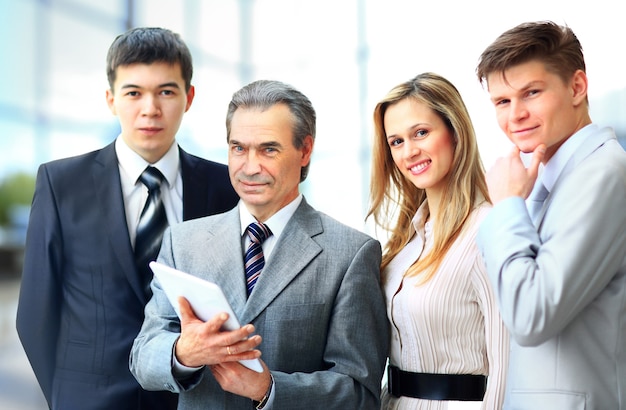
[105,89,117,115]
[300,134,314,166]
[184,85,195,112]
[571,69,588,106]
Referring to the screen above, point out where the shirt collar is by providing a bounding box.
[540,123,597,192]
[239,194,303,241]
[115,136,180,188]
[411,200,429,233]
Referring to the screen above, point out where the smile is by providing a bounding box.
[409,160,431,174]
[511,125,539,135]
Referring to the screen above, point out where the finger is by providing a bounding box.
[218,323,257,346]
[237,334,262,351]
[204,312,231,333]
[209,363,225,380]
[179,298,226,330]
[509,145,521,157]
[527,144,546,179]
[178,296,195,323]
[227,334,262,357]
[224,348,262,364]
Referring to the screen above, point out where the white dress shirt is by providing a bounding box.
[238,194,303,262]
[115,137,183,248]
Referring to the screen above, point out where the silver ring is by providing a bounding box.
[227,346,232,355]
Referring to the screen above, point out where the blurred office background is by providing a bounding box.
[0,0,624,408]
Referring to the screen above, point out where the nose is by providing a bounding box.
[242,151,262,175]
[403,139,420,159]
[509,99,528,122]
[141,95,161,117]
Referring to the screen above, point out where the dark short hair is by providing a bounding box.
[225,80,316,182]
[476,21,585,87]
[106,27,193,92]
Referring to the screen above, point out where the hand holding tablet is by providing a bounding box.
[149,261,263,372]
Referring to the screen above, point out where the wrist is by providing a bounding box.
[253,374,273,409]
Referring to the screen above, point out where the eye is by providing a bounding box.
[230,144,244,154]
[414,129,428,139]
[526,89,540,98]
[495,98,510,107]
[125,91,139,97]
[388,137,403,147]
[161,89,175,96]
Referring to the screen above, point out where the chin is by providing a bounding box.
[239,191,267,204]
[514,141,539,154]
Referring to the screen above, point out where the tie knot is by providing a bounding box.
[139,166,165,192]
[246,222,272,244]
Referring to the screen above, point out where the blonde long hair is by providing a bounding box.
[367,72,489,283]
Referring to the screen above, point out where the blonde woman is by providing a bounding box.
[368,72,508,410]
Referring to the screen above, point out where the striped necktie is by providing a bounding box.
[135,166,168,288]
[244,222,272,296]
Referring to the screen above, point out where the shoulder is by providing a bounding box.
[472,201,493,224]
[560,138,626,196]
[179,147,229,173]
[445,202,491,269]
[38,144,113,181]
[172,209,231,233]
[170,207,233,237]
[305,207,379,252]
[572,127,626,172]
[586,139,626,171]
[459,201,492,237]
[304,211,383,273]
[319,212,370,237]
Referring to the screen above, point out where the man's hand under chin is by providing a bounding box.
[486,144,546,204]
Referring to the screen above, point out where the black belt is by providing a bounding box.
[388,365,487,401]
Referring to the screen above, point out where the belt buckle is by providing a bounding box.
[387,365,402,397]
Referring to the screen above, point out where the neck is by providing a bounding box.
[425,189,442,223]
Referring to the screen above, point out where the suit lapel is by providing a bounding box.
[192,209,249,318]
[240,200,323,324]
[537,127,615,227]
[92,143,147,303]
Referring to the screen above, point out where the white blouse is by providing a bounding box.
[381,201,509,410]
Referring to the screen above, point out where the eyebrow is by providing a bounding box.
[120,82,182,90]
[229,140,283,149]
[517,80,542,92]
[491,80,544,102]
[259,141,282,149]
[386,123,427,140]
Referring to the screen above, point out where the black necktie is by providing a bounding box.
[135,166,168,286]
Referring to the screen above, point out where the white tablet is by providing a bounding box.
[149,261,263,372]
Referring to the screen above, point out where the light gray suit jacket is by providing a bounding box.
[130,198,389,409]
[477,126,626,410]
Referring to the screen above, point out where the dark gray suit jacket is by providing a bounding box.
[16,141,239,410]
[130,199,389,409]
